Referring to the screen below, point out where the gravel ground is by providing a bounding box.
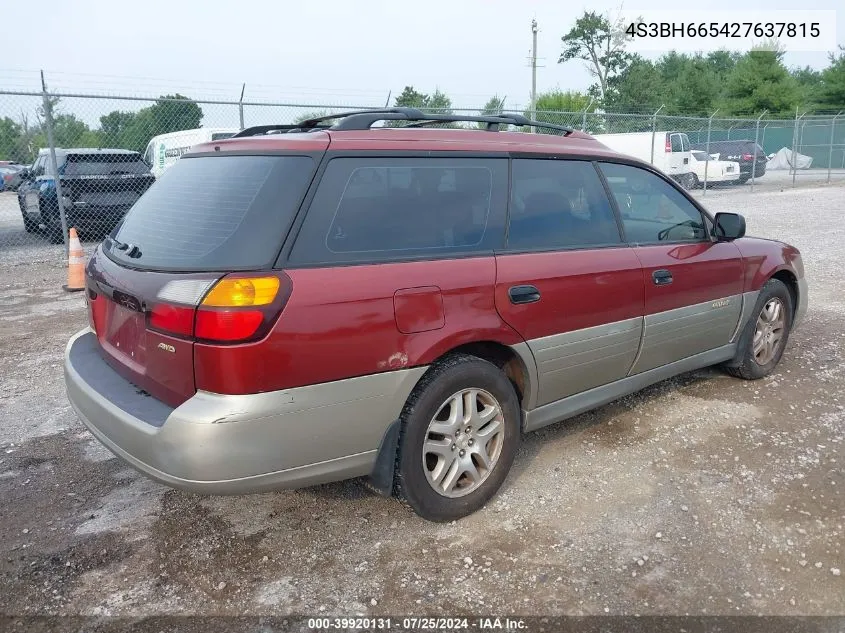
[0,179,843,626]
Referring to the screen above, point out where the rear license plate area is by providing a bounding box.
[103,300,146,364]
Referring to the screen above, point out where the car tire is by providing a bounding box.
[40,202,65,244]
[680,173,695,190]
[690,174,700,189]
[738,176,750,184]
[723,278,793,380]
[394,353,521,522]
[19,203,37,233]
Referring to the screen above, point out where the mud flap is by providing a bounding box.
[366,419,400,496]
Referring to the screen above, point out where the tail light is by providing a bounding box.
[148,273,292,344]
[665,136,672,152]
[742,153,753,161]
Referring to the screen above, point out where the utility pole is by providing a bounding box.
[530,19,538,132]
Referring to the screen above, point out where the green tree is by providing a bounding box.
[0,117,25,162]
[391,86,454,126]
[478,95,506,129]
[791,66,822,108]
[528,90,595,134]
[115,94,205,152]
[604,56,665,113]
[394,86,428,109]
[705,50,741,77]
[721,49,800,116]
[559,10,639,100]
[99,111,137,148]
[295,110,330,124]
[659,54,721,116]
[817,47,845,109]
[147,94,203,134]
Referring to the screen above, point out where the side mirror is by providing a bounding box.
[713,212,746,241]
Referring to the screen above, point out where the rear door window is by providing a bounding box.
[64,153,151,176]
[507,159,622,250]
[106,155,316,271]
[670,134,683,152]
[289,157,508,265]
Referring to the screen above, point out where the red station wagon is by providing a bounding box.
[64,108,807,521]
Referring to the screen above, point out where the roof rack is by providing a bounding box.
[233,107,573,137]
[232,123,332,138]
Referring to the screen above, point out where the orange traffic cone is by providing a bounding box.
[63,227,85,293]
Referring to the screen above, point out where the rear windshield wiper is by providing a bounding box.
[107,235,142,258]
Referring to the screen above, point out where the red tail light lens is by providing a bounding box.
[665,136,672,152]
[150,303,195,337]
[195,309,264,341]
[742,153,753,161]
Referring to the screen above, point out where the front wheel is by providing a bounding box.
[723,279,793,380]
[394,354,521,522]
[680,173,696,190]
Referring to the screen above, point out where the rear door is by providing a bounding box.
[86,153,319,407]
[667,133,691,177]
[495,158,644,408]
[599,162,744,374]
[23,155,47,217]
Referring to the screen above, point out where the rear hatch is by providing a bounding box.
[85,152,318,407]
[62,152,155,208]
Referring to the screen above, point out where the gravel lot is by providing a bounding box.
[0,176,843,625]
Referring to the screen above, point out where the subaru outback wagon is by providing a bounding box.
[64,108,807,521]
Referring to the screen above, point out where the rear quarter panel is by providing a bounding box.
[193,257,524,395]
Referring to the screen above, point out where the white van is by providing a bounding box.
[143,128,240,178]
[592,131,694,189]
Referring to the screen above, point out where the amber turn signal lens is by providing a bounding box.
[201,277,280,307]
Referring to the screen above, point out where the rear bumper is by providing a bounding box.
[65,329,426,493]
[65,205,131,228]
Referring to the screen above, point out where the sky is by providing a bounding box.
[1,0,842,114]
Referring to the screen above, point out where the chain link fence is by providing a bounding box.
[1,88,844,258]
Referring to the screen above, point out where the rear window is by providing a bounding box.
[211,132,236,141]
[669,134,683,152]
[288,157,508,264]
[64,153,151,176]
[106,155,315,271]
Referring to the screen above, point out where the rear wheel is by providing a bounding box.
[40,202,65,244]
[19,203,37,233]
[680,173,695,190]
[394,354,521,522]
[723,279,793,380]
[690,173,700,189]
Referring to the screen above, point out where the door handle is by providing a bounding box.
[508,285,541,305]
[652,269,673,286]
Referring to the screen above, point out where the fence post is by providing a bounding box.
[650,105,664,166]
[40,70,69,253]
[750,110,767,192]
[238,83,245,130]
[703,109,718,196]
[828,111,842,184]
[791,109,804,187]
[581,97,593,132]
